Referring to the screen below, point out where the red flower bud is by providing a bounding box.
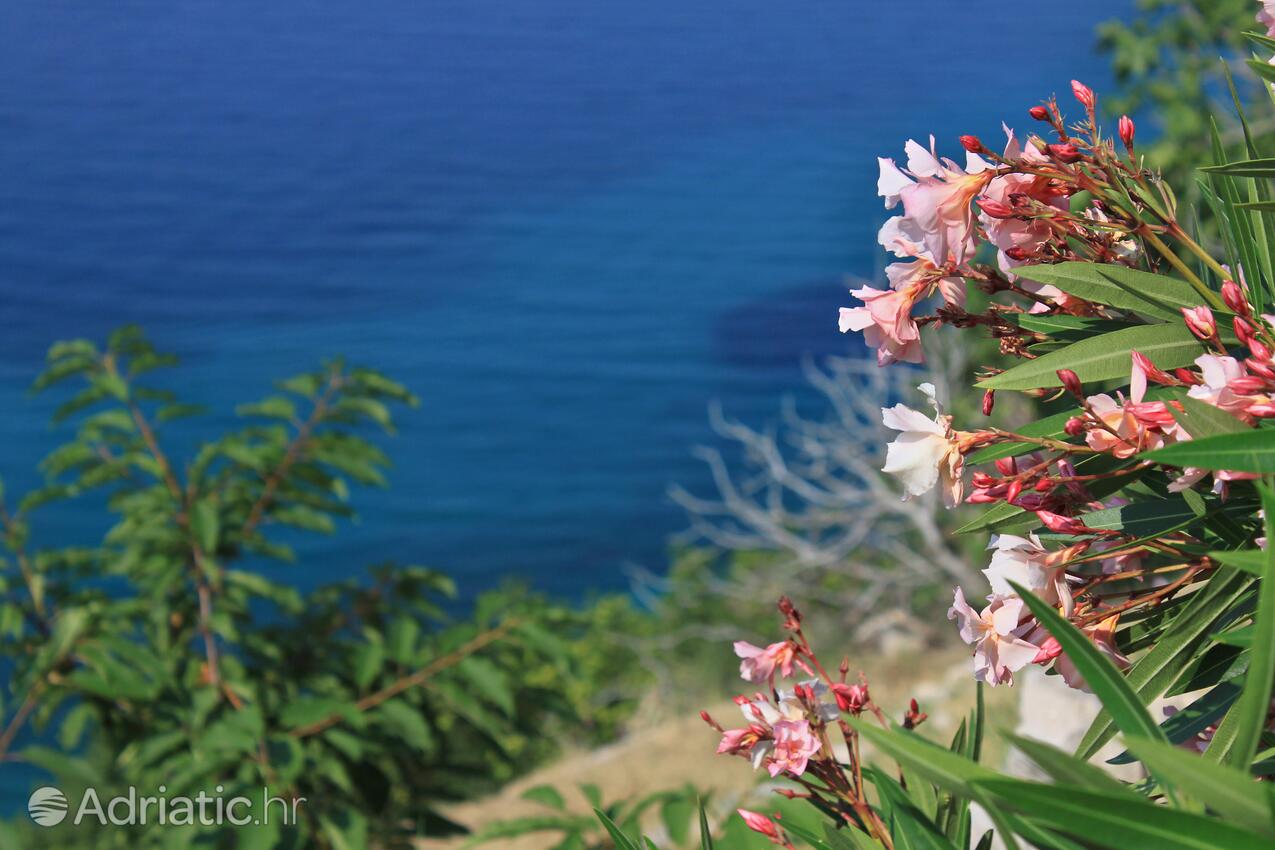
[1174,367,1201,385]
[1064,416,1085,436]
[1047,143,1082,163]
[1181,306,1217,341]
[1035,477,1053,492]
[1248,359,1275,380]
[1029,105,1050,122]
[1005,480,1024,504]
[738,810,783,841]
[960,134,985,154]
[1118,115,1135,151]
[831,682,869,713]
[978,197,1015,219]
[1056,368,1083,397]
[1071,80,1095,110]
[1234,316,1256,347]
[1032,636,1064,664]
[1036,510,1088,535]
[1229,376,1267,394]
[1131,350,1179,385]
[1222,279,1250,315]
[982,388,995,416]
[1004,245,1032,261]
[1249,403,1275,418]
[1252,339,1273,361]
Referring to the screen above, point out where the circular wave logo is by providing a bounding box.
[28,786,68,826]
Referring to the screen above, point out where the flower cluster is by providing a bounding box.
[839,79,1275,688]
[710,8,1275,846]
[842,80,1152,370]
[705,599,911,846]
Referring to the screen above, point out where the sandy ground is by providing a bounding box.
[420,644,1020,850]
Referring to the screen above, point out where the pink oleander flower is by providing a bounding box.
[1084,356,1181,458]
[766,718,821,777]
[734,640,801,683]
[716,724,767,759]
[839,282,924,365]
[978,127,1069,277]
[948,588,1040,687]
[737,810,787,846]
[1165,354,1262,494]
[831,681,869,713]
[881,383,969,507]
[1261,0,1275,38]
[839,257,965,366]
[877,136,993,265]
[778,679,842,723]
[1053,616,1129,692]
[1187,354,1256,416]
[984,533,1075,616]
[727,685,829,771]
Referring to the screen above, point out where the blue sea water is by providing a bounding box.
[0,1,1128,603]
[0,0,1140,815]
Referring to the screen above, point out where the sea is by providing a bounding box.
[0,0,1137,815]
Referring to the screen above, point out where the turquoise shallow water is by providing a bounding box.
[0,0,1133,811]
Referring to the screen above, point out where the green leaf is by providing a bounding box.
[1210,550,1266,575]
[1209,484,1275,770]
[280,697,352,730]
[978,324,1206,391]
[1014,263,1203,319]
[1141,428,1275,472]
[593,809,642,850]
[1202,156,1275,177]
[974,779,1271,850]
[353,640,385,690]
[1010,583,1165,743]
[455,656,514,716]
[1123,738,1275,836]
[871,769,959,850]
[191,498,220,554]
[374,699,434,752]
[848,719,996,796]
[522,784,567,811]
[1078,496,1201,536]
[699,801,715,850]
[1003,734,1138,799]
[1170,397,1251,438]
[1076,568,1253,759]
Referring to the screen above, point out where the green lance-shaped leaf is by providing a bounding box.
[1008,582,1165,744]
[1141,428,1275,473]
[1209,550,1267,575]
[1076,568,1254,759]
[1169,397,1251,438]
[593,809,643,850]
[1002,734,1140,800]
[1202,156,1275,177]
[978,324,1207,391]
[972,779,1272,850]
[848,718,998,796]
[1123,738,1275,836]
[698,801,715,850]
[1013,263,1204,320]
[1205,484,1275,770]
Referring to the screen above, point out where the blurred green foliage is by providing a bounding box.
[1098,0,1265,185]
[0,328,604,848]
